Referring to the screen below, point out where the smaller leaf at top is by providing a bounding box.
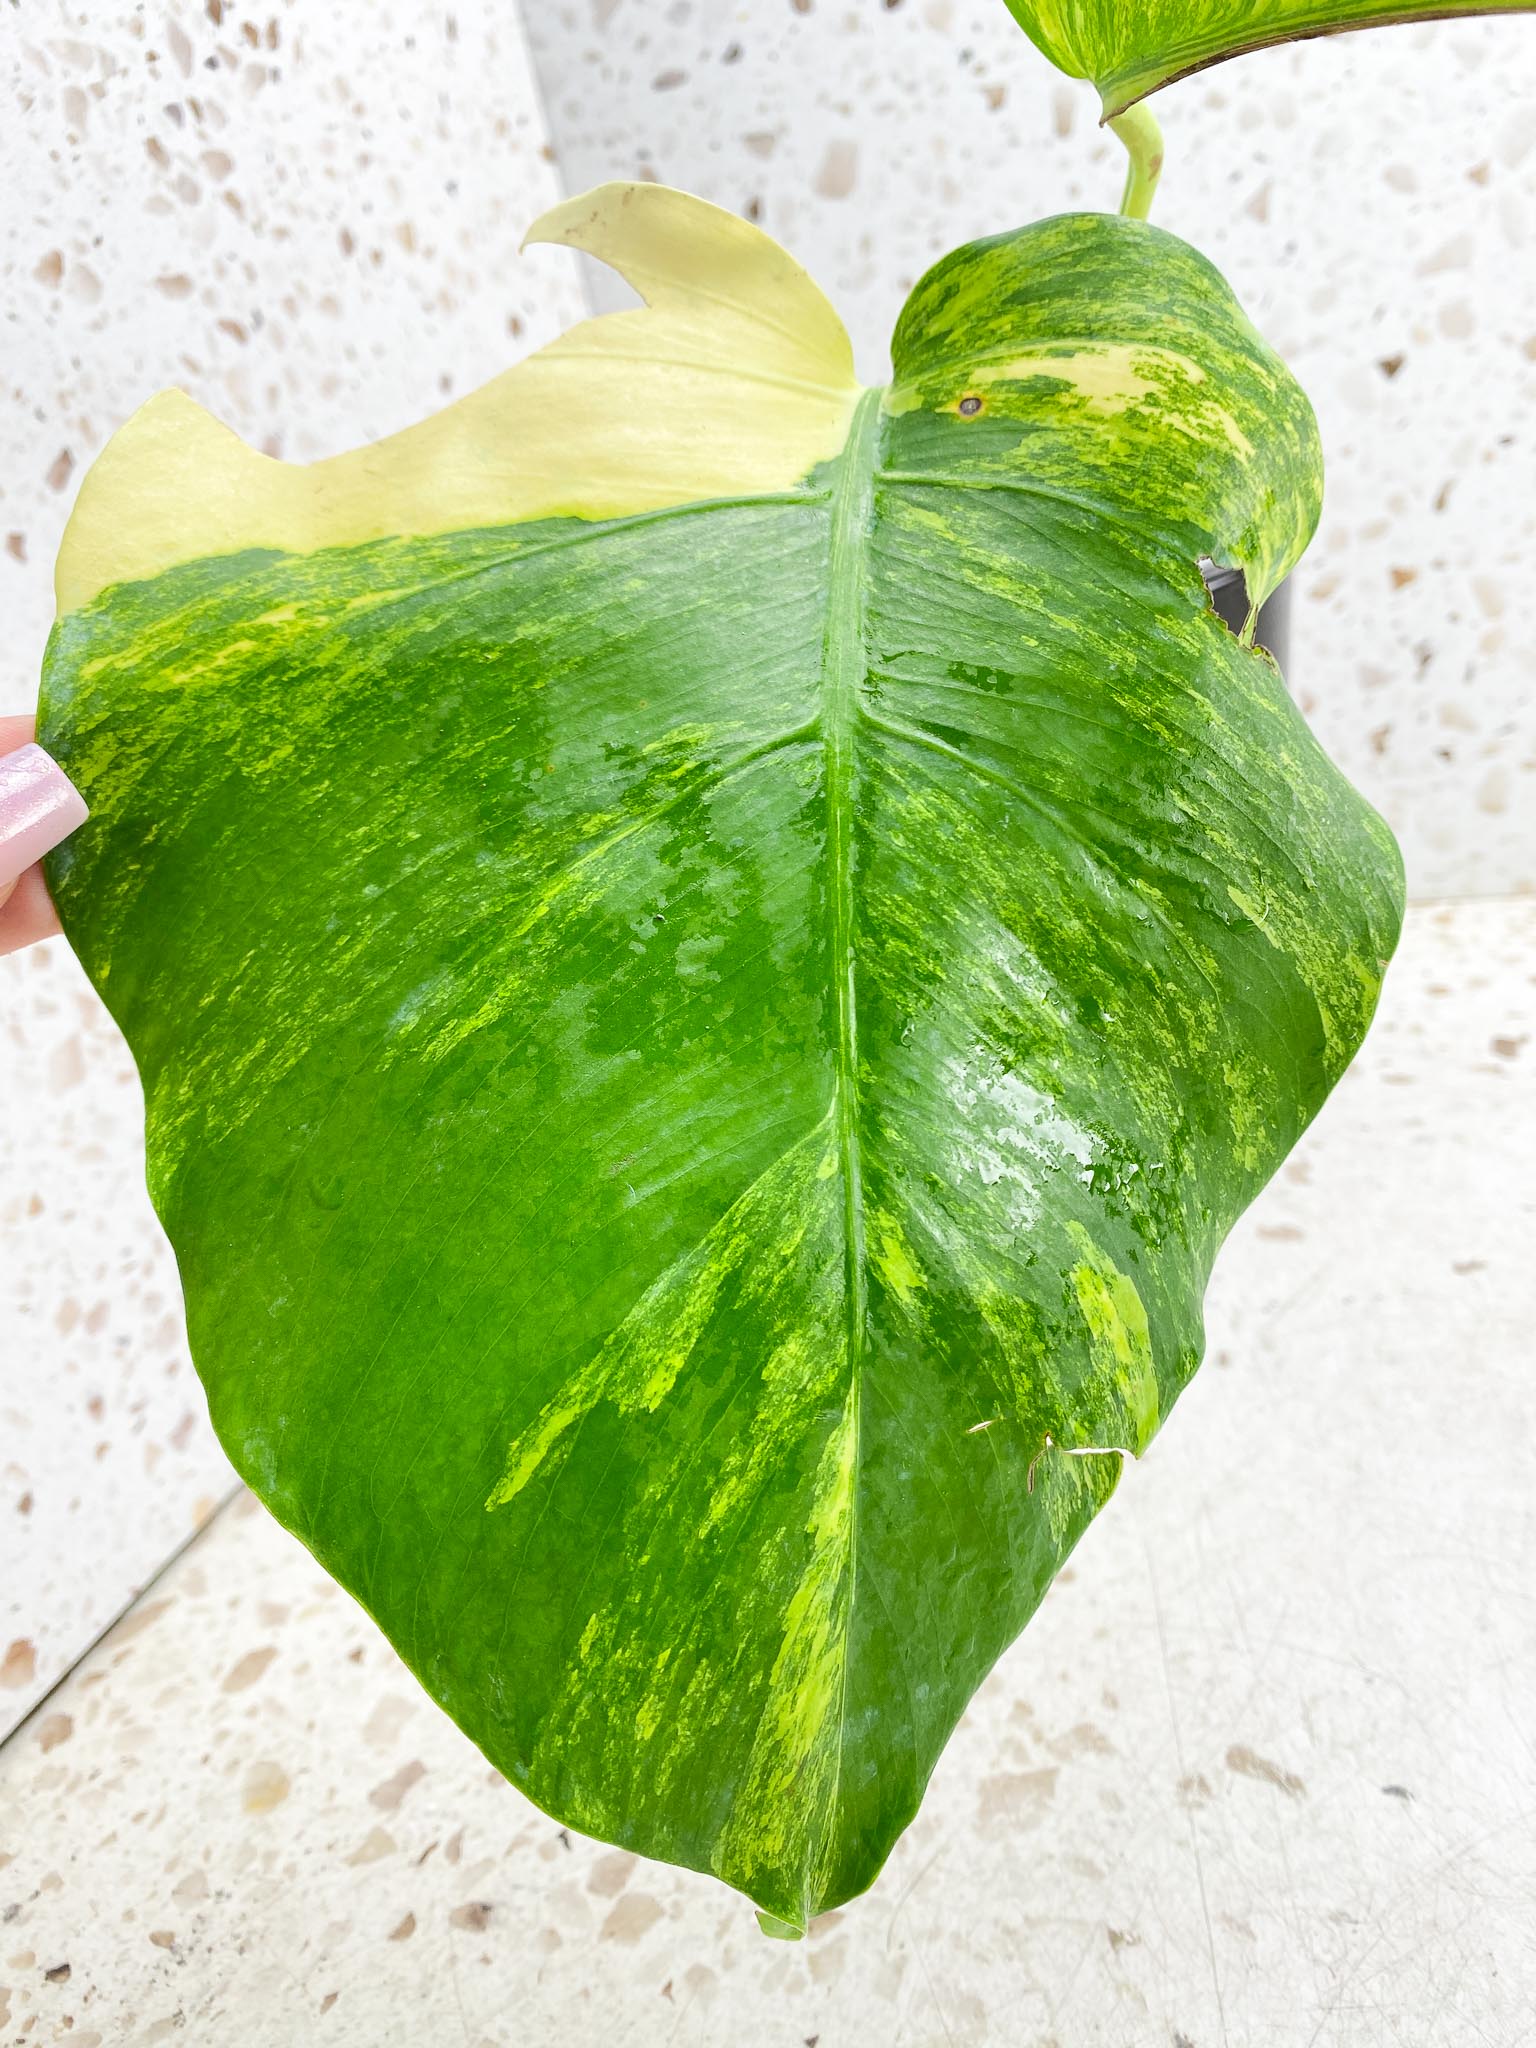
[1001,0,1535,116]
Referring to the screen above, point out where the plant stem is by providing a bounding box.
[1108,102,1164,220]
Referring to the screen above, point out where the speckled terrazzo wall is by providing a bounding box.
[523,2,1536,901]
[0,1,585,1738]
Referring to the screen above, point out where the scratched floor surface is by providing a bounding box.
[2,896,1533,2048]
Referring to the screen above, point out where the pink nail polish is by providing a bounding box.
[0,743,90,888]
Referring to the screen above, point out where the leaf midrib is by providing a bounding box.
[813,384,882,1891]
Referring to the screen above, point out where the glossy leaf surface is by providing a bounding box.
[1000,0,1535,114]
[40,186,1404,1928]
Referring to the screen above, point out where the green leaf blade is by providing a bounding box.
[1001,0,1536,114]
[40,192,1404,1927]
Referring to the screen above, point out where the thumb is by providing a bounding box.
[0,741,89,953]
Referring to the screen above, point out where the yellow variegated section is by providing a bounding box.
[55,183,862,614]
[1066,1224,1160,1454]
[487,1122,842,1512]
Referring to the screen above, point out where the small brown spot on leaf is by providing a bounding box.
[388,1912,415,1941]
[1389,566,1418,589]
[4,533,24,563]
[1377,354,1405,378]
[958,395,982,416]
[1492,1035,1525,1058]
[37,1714,73,1752]
[149,1929,175,1949]
[45,450,74,493]
[44,1963,71,1984]
[449,1901,492,1932]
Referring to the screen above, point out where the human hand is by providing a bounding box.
[0,714,89,956]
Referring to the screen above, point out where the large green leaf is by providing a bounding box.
[39,185,1403,1929]
[1001,0,1535,115]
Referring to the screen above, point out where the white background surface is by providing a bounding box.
[2,2,1534,2039]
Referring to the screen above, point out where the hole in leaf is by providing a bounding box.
[957,394,982,417]
[1200,556,1250,640]
[1199,557,1291,671]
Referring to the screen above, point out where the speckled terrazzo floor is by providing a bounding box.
[2,897,1533,2047]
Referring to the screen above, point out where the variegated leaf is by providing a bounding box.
[39,185,1403,1929]
[1000,0,1535,116]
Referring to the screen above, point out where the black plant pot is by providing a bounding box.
[1201,561,1291,675]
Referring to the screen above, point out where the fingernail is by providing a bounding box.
[0,743,90,888]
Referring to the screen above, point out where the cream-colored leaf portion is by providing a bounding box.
[55,183,863,616]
